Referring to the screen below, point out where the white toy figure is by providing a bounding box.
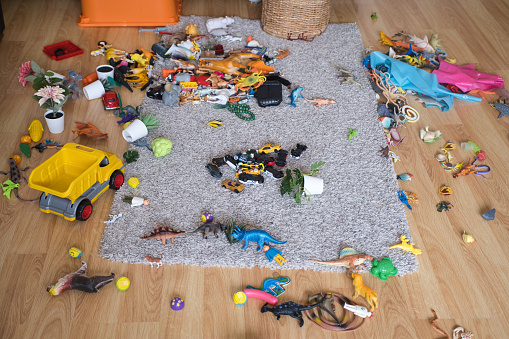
[206,16,234,33]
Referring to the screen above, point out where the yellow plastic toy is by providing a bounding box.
[351,273,378,312]
[389,235,422,255]
[28,119,44,142]
[28,143,125,221]
[116,277,130,291]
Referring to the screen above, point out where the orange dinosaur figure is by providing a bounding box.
[72,122,108,141]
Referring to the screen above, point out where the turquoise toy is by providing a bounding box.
[370,257,398,281]
[246,275,290,297]
[232,226,287,251]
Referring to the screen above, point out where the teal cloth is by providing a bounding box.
[370,51,481,111]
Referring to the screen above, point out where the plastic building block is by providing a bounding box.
[43,41,84,61]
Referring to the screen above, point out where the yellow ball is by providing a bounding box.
[116,277,130,291]
[233,291,247,305]
[128,177,140,188]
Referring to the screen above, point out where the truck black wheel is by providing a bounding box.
[109,170,124,190]
[76,200,93,221]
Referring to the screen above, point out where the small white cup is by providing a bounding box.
[303,175,324,195]
[83,80,105,100]
[122,119,148,143]
[96,65,114,81]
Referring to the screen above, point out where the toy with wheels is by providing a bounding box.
[29,143,125,221]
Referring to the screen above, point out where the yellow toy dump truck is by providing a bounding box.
[28,143,125,221]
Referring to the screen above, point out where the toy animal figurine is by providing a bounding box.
[389,235,422,255]
[145,254,163,268]
[72,122,108,141]
[140,225,185,245]
[199,59,246,76]
[192,222,225,239]
[0,158,38,202]
[287,86,304,107]
[303,97,337,107]
[232,226,287,251]
[307,292,341,324]
[47,261,115,296]
[331,62,362,88]
[453,158,490,179]
[260,296,326,327]
[310,248,374,275]
[370,257,398,280]
[351,273,378,312]
[205,16,234,33]
[436,201,454,212]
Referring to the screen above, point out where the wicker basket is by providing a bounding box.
[261,0,331,40]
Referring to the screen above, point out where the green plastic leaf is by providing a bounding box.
[46,71,54,76]
[2,179,19,199]
[295,191,302,204]
[460,141,481,152]
[30,61,43,76]
[20,143,31,158]
[310,161,325,176]
[24,74,37,82]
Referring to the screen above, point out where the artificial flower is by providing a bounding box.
[18,61,32,87]
[35,86,66,106]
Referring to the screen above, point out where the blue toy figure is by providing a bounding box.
[232,226,287,251]
[263,245,286,265]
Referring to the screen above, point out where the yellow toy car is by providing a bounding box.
[258,143,282,154]
[221,180,245,193]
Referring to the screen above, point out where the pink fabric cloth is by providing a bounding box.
[432,59,504,92]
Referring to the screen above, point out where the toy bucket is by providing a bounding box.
[122,119,148,143]
[303,175,323,195]
[83,80,105,100]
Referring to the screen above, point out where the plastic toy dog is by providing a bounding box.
[351,273,378,312]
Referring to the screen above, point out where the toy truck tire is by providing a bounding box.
[109,170,124,190]
[76,199,93,221]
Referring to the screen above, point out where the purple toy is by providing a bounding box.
[171,297,185,311]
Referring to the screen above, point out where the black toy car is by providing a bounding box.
[291,144,308,159]
[275,149,288,167]
[206,163,222,178]
[264,166,284,179]
[238,173,264,185]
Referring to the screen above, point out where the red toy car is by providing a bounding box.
[102,91,120,110]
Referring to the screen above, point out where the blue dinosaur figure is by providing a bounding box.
[287,86,304,107]
[233,226,287,251]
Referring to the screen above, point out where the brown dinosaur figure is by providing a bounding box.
[140,225,185,245]
[310,248,373,275]
[303,97,337,107]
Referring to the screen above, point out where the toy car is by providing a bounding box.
[206,163,222,178]
[258,143,282,154]
[275,149,288,167]
[254,153,275,167]
[212,157,227,167]
[238,173,264,185]
[265,166,284,179]
[102,91,120,110]
[224,155,240,170]
[222,180,245,193]
[291,143,308,159]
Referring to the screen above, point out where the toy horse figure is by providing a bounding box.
[47,262,115,296]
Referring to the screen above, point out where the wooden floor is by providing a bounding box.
[1,0,508,338]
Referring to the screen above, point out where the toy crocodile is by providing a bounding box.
[260,296,326,327]
[1,158,38,202]
[140,225,185,245]
[232,226,287,251]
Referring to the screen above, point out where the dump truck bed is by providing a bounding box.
[28,143,120,203]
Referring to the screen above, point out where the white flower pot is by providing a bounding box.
[96,65,114,81]
[44,110,65,134]
[83,80,105,100]
[122,119,148,142]
[303,175,324,195]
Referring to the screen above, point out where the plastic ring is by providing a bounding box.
[401,105,419,123]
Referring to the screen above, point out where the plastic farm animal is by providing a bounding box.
[351,273,378,312]
[47,261,115,296]
[145,254,163,268]
[205,16,234,33]
[232,226,287,251]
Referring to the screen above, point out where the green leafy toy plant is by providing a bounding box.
[280,161,325,204]
[140,112,160,130]
[123,150,139,164]
[225,219,246,244]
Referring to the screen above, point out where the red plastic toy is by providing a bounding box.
[43,41,84,61]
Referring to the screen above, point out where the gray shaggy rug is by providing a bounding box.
[99,16,419,276]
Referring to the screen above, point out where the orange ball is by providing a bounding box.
[10,155,21,165]
[20,135,32,144]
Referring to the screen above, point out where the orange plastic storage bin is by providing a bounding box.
[77,0,182,27]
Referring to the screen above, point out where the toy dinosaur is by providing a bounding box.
[72,122,108,141]
[192,222,225,239]
[331,62,362,88]
[310,248,373,274]
[389,235,422,255]
[232,226,287,251]
[140,225,185,245]
[47,261,115,296]
[145,254,163,268]
[351,273,378,312]
[0,158,38,202]
[260,296,326,327]
[303,97,337,107]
